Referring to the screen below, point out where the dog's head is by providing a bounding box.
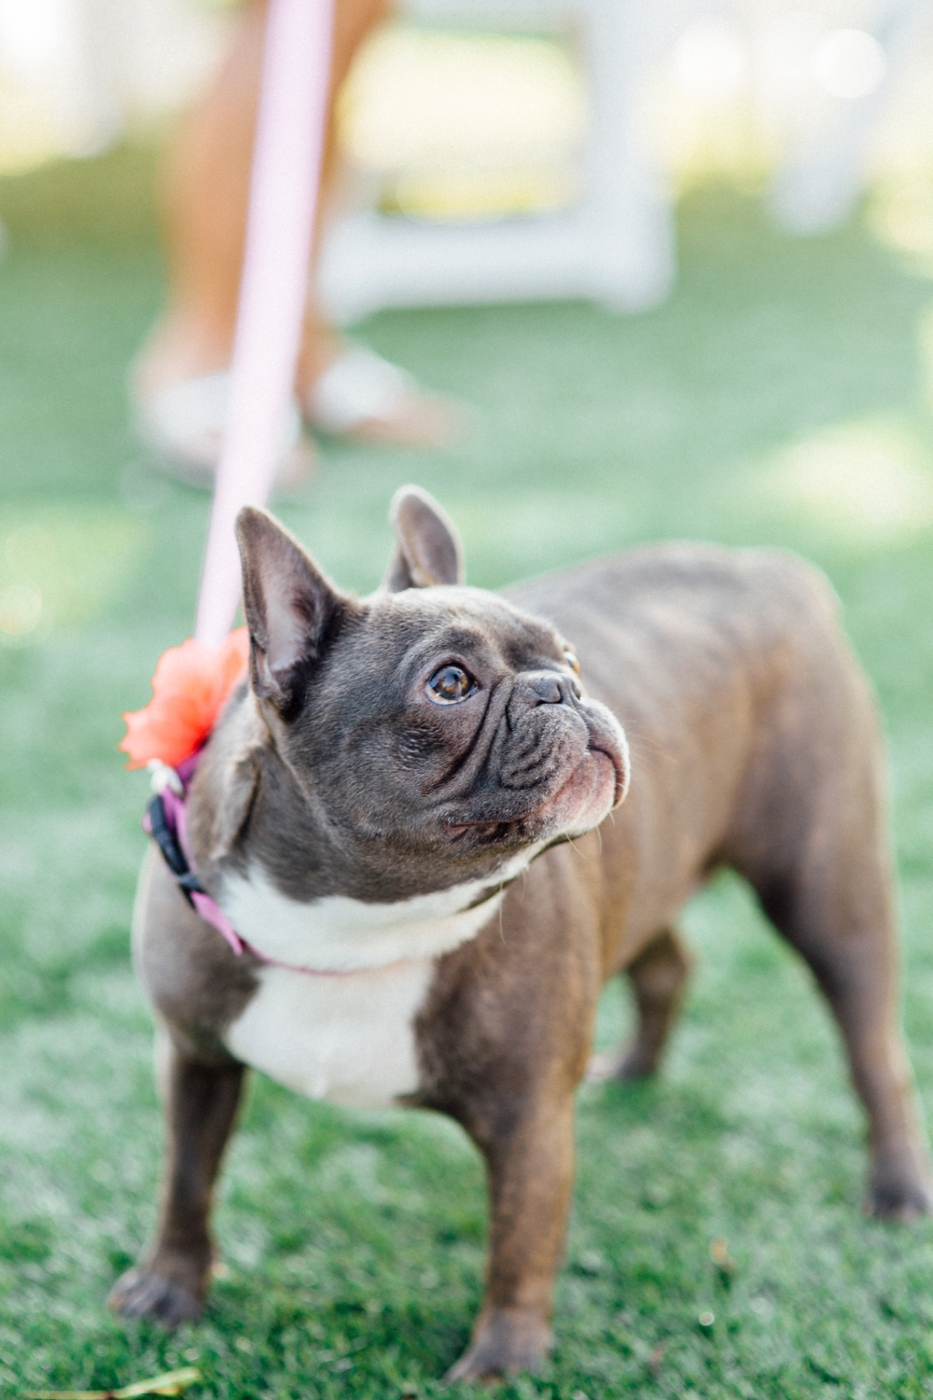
[216,487,628,901]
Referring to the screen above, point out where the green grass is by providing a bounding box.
[4,145,933,1398]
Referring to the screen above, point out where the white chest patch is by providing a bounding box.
[224,959,432,1107]
[219,847,540,973]
[218,847,543,1107]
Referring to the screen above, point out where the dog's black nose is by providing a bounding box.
[529,672,575,705]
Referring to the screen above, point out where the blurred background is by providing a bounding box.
[4,2,933,1397]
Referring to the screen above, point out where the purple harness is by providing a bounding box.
[144,752,245,955]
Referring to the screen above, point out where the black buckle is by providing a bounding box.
[146,794,205,905]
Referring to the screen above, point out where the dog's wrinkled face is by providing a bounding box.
[229,488,628,900]
[302,585,627,859]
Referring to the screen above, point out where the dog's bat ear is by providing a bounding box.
[383,485,465,591]
[236,507,344,718]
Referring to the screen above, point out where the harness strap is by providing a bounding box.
[144,764,244,957]
[145,793,199,890]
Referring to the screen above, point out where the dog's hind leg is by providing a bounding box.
[587,927,693,1082]
[109,1032,246,1326]
[725,660,933,1220]
[750,857,931,1219]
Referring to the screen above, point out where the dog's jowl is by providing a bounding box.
[111,486,932,1382]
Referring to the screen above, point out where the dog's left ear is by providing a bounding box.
[236,507,345,718]
[383,485,465,591]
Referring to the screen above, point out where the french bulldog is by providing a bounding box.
[110,487,932,1381]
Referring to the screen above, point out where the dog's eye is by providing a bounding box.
[563,650,581,677]
[427,665,476,704]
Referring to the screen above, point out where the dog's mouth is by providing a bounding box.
[443,739,627,849]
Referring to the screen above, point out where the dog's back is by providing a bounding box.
[509,544,884,974]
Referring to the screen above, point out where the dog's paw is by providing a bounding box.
[443,1307,552,1386]
[585,1046,656,1084]
[108,1260,205,1327]
[866,1175,933,1222]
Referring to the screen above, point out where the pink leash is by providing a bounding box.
[195,0,334,649]
[145,0,338,970]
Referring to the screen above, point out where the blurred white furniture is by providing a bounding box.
[5,0,924,318]
[317,0,682,324]
[318,0,929,324]
[769,0,930,233]
[0,0,225,159]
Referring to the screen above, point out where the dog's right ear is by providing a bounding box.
[236,507,344,719]
[383,485,465,591]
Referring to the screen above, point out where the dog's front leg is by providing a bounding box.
[109,1032,246,1326]
[446,1092,575,1384]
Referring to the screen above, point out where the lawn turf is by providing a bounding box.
[3,146,933,1398]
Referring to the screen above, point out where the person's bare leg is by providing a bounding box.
[137,0,457,449]
[134,1,268,400]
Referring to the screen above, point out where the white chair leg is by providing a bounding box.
[579,0,677,311]
[769,0,928,234]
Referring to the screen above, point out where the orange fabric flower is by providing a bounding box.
[120,627,250,770]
